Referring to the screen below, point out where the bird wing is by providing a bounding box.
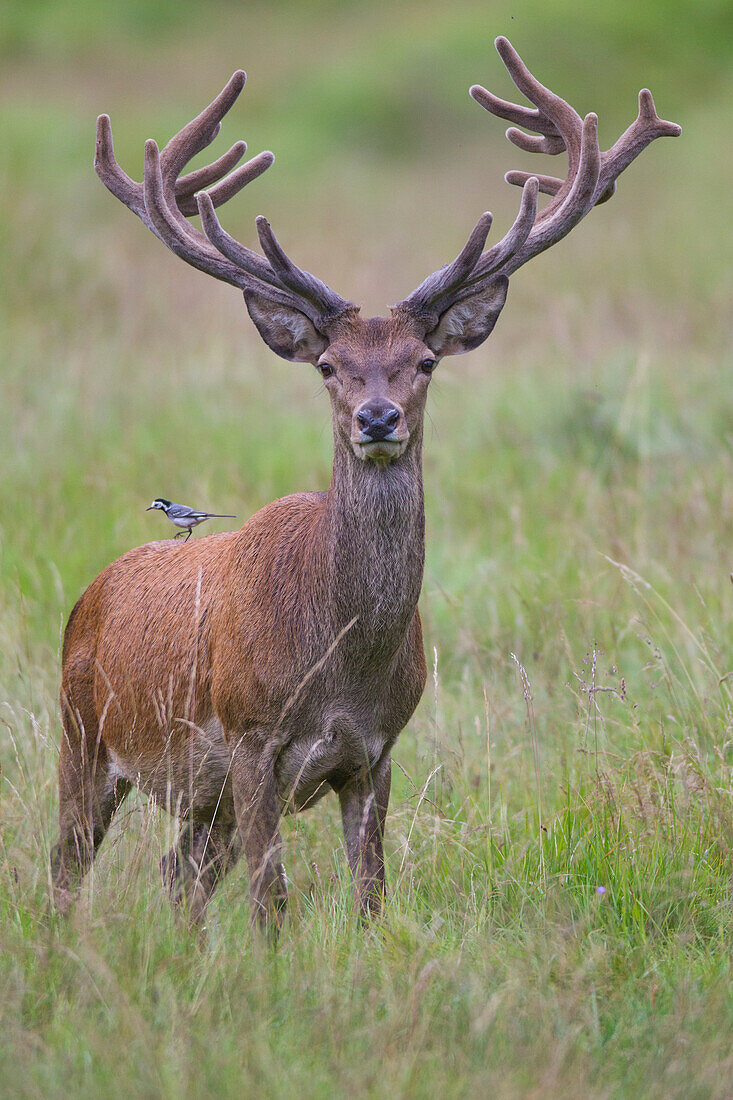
[167,503,201,519]
[166,504,235,521]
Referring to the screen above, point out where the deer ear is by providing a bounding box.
[243,289,329,363]
[424,276,509,357]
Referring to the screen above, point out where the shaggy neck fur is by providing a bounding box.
[322,428,425,662]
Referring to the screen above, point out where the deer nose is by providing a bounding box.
[356,402,401,441]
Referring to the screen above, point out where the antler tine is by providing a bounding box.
[194,192,322,322]
[196,196,352,323]
[505,170,563,196]
[398,212,494,317]
[396,171,541,321]
[469,85,560,137]
[396,177,539,323]
[506,128,565,155]
[175,141,248,209]
[493,37,582,155]
[95,113,146,219]
[468,176,539,282]
[255,216,354,320]
[178,150,274,215]
[159,70,247,182]
[595,88,681,203]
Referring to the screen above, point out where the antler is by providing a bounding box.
[398,37,680,322]
[95,72,352,325]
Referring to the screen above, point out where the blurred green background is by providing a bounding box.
[1,1,731,1096]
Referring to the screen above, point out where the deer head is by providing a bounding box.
[95,38,680,466]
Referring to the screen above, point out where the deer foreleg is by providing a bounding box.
[338,751,391,917]
[230,738,287,931]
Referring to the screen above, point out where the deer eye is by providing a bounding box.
[317,362,335,379]
[420,358,437,375]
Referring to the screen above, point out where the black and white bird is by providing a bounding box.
[146,498,236,540]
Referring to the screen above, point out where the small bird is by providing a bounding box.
[146,498,236,541]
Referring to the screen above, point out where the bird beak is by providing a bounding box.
[146,505,155,510]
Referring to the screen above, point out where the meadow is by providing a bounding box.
[1,1,731,1095]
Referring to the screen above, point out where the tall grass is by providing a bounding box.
[1,1,731,1095]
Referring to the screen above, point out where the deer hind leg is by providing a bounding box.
[51,697,130,914]
[161,814,241,925]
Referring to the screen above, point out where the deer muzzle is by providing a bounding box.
[352,400,408,463]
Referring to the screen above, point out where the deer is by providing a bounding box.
[52,38,680,927]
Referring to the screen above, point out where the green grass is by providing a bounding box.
[1,1,732,1096]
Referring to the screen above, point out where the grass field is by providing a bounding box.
[1,1,731,1096]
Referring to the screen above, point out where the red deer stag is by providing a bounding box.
[53,38,680,925]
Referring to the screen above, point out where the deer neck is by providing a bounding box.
[322,431,425,654]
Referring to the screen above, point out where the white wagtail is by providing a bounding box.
[146,498,236,541]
